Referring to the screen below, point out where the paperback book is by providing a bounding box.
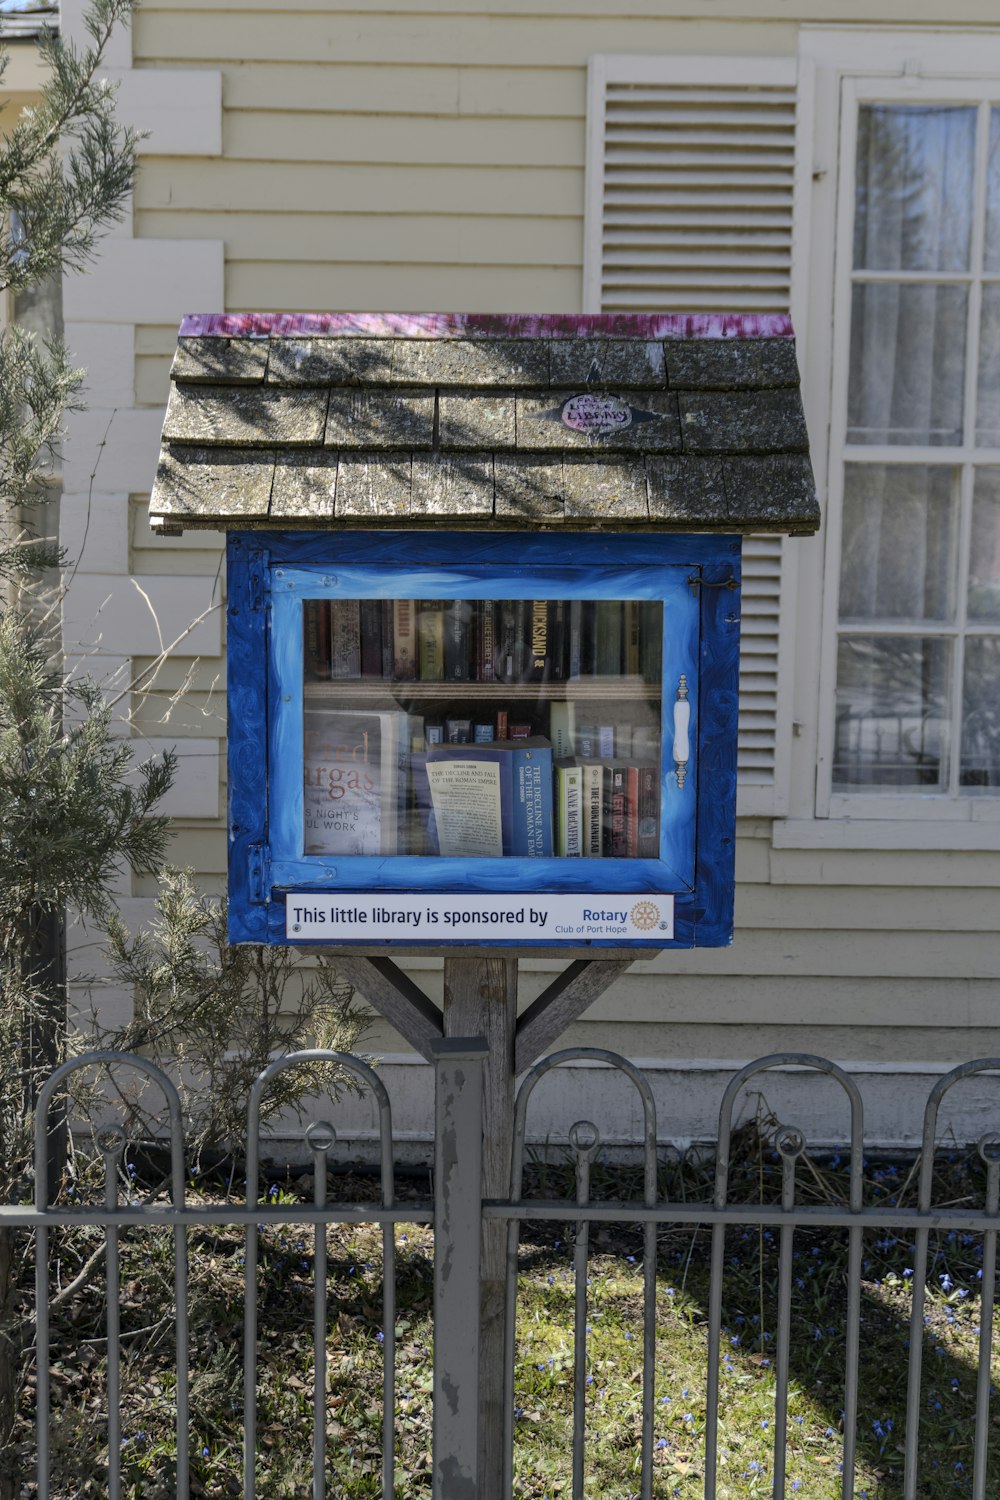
[303,708,408,855]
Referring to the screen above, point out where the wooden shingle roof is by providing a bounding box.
[149,313,820,536]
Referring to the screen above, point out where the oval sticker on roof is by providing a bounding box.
[561,392,633,435]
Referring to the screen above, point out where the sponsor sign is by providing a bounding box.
[286,893,674,942]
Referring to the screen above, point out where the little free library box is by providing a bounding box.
[149,312,819,955]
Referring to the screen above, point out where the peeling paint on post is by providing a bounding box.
[432,1037,488,1500]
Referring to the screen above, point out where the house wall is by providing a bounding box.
[58,0,1000,1148]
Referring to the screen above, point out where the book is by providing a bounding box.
[426,722,444,746]
[511,739,554,857]
[580,762,604,857]
[445,598,473,681]
[477,601,497,683]
[303,708,406,855]
[605,764,628,858]
[637,762,660,858]
[526,599,549,681]
[576,722,596,759]
[510,722,532,740]
[417,738,554,858]
[596,601,623,676]
[393,599,417,680]
[474,722,494,744]
[381,600,395,679]
[495,708,509,741]
[330,600,361,678]
[555,760,583,857]
[418,599,445,680]
[568,600,584,679]
[549,701,576,760]
[549,601,567,680]
[624,600,641,676]
[597,724,615,759]
[624,763,640,857]
[304,600,330,679]
[497,600,521,682]
[422,745,515,858]
[641,601,662,684]
[359,599,383,678]
[445,718,471,744]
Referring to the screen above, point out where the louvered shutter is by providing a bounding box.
[584,55,798,814]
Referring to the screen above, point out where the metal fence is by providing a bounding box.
[2,1045,999,1499]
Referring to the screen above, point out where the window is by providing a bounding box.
[831,94,1000,802]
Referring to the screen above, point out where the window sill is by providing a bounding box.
[773,818,1000,851]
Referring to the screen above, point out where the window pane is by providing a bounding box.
[848,283,967,445]
[301,597,663,858]
[834,636,950,790]
[854,105,976,272]
[969,469,1000,621]
[976,284,1000,444]
[986,108,1000,272]
[840,465,957,622]
[961,638,1000,788]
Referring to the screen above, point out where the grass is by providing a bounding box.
[10,1131,1000,1498]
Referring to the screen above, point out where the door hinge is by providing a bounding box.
[248,549,270,612]
[248,843,271,905]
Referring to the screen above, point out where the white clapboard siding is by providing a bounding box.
[585,56,799,812]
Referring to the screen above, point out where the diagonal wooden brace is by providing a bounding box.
[514,959,633,1074]
[333,955,443,1063]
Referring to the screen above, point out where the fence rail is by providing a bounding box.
[5,1046,1000,1499]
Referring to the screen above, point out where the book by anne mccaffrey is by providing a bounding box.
[303,708,407,855]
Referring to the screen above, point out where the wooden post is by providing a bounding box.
[442,955,518,1500]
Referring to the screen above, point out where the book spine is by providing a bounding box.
[637,763,660,858]
[625,765,640,858]
[445,718,472,744]
[445,599,472,681]
[640,600,662,684]
[511,747,554,857]
[304,600,330,678]
[555,764,583,857]
[549,601,567,680]
[426,721,444,746]
[495,709,509,741]
[526,599,549,682]
[576,722,596,759]
[568,600,583,679]
[498,600,520,682]
[580,602,598,676]
[418,600,445,681]
[478,601,496,683]
[625,601,641,676]
[608,765,627,858]
[359,599,383,678]
[330,600,361,678]
[393,599,417,680]
[596,601,623,676]
[473,722,494,744]
[597,724,615,759]
[381,600,395,678]
[582,763,604,857]
[510,722,532,740]
[549,701,576,760]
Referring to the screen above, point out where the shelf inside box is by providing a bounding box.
[303,675,658,704]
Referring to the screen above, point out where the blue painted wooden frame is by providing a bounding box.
[227,529,741,950]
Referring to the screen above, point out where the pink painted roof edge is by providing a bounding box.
[177,312,795,341]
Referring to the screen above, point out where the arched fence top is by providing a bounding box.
[246,1049,394,1207]
[35,1051,186,1210]
[919,1058,1000,1211]
[714,1054,865,1212]
[511,1047,658,1204]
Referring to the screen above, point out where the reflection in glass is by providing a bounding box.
[961,637,1000,788]
[834,636,950,789]
[976,285,1000,446]
[854,105,975,272]
[301,597,663,858]
[848,283,966,445]
[839,465,957,622]
[969,469,1000,621]
[986,108,1000,273]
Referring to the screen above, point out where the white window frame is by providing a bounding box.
[780,26,1000,852]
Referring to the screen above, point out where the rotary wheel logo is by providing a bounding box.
[630,900,660,932]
